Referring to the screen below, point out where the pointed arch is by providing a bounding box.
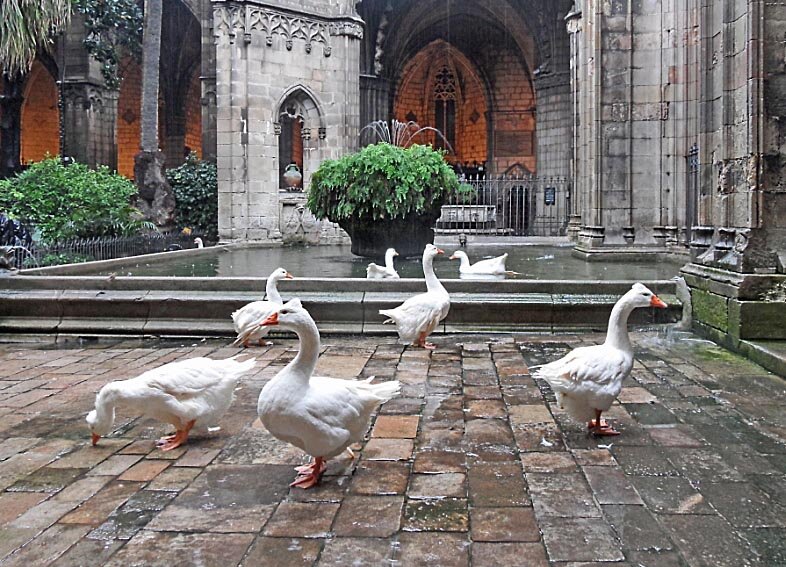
[276,86,325,189]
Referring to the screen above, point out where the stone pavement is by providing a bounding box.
[0,332,784,566]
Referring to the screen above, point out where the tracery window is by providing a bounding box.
[433,65,456,152]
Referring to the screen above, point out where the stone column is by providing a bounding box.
[61,83,118,170]
[359,74,390,139]
[163,112,187,167]
[0,77,24,178]
[680,1,786,373]
[214,1,362,243]
[565,8,582,241]
[200,0,217,163]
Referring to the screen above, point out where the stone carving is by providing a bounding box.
[62,83,109,112]
[373,3,391,75]
[281,201,321,245]
[213,4,364,55]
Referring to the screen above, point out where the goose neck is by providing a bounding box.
[385,250,396,270]
[605,299,634,351]
[457,254,470,270]
[266,277,282,304]
[94,385,119,433]
[287,318,321,380]
[423,254,445,293]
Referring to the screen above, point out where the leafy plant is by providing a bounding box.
[0,157,145,242]
[0,0,70,78]
[38,251,93,267]
[73,0,143,89]
[166,153,218,241]
[307,143,471,222]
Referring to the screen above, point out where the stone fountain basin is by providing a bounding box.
[0,274,679,339]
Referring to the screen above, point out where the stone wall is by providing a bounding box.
[213,1,363,242]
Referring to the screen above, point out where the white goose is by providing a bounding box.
[256,299,400,488]
[366,248,400,279]
[531,283,667,436]
[87,355,256,450]
[232,267,294,347]
[194,237,204,248]
[379,243,450,349]
[449,250,518,276]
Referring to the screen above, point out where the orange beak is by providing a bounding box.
[436,248,444,254]
[285,272,294,279]
[449,255,458,260]
[91,433,101,446]
[650,295,668,308]
[259,312,279,327]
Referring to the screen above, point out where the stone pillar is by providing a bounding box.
[679,1,786,373]
[163,112,187,167]
[200,0,217,163]
[0,78,24,178]
[214,1,363,243]
[359,74,390,139]
[61,83,118,170]
[571,0,682,254]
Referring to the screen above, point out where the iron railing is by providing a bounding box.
[6,232,202,270]
[437,174,571,236]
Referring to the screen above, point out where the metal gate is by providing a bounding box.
[436,174,570,236]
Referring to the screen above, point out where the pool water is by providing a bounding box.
[95,243,685,280]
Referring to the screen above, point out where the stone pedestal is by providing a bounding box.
[567,214,582,242]
[682,263,786,346]
[577,225,605,248]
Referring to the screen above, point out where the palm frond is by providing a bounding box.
[0,0,71,77]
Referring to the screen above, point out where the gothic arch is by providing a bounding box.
[393,40,491,166]
[276,86,325,189]
[20,61,59,164]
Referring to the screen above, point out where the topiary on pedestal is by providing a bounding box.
[307,142,470,257]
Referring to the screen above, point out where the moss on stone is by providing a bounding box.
[691,289,729,332]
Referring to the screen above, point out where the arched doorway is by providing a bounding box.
[20,61,59,164]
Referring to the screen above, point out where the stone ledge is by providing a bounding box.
[0,287,680,338]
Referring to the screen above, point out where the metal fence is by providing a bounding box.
[436,175,571,236]
[5,232,201,270]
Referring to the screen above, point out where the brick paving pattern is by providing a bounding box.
[0,333,784,566]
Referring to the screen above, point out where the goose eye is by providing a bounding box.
[280,310,289,315]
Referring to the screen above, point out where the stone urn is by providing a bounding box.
[337,208,443,258]
[282,163,303,190]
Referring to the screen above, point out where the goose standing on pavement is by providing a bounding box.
[87,356,256,450]
[256,299,401,488]
[379,243,450,349]
[531,283,667,435]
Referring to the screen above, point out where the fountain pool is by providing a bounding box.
[71,242,685,280]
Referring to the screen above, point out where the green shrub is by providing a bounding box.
[166,153,218,241]
[307,143,472,222]
[38,252,93,267]
[0,157,146,242]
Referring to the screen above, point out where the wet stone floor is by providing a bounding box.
[0,332,784,566]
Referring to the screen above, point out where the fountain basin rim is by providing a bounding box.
[4,274,677,296]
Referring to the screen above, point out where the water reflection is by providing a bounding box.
[458,272,506,281]
[94,243,685,280]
